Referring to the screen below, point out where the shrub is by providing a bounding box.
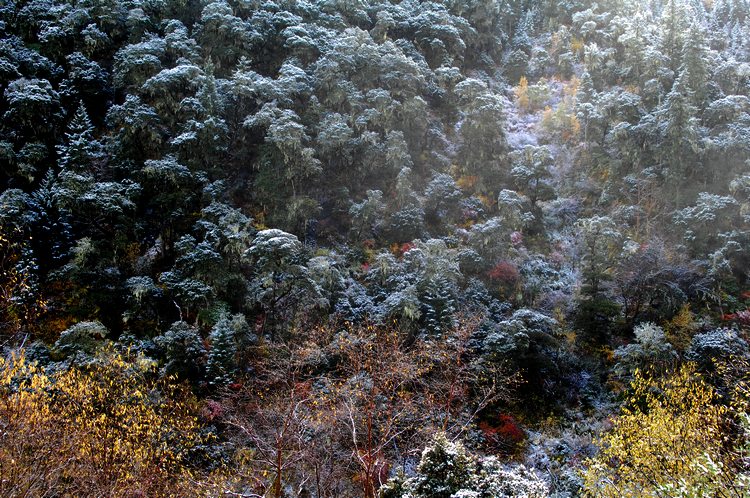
[154,320,206,381]
[479,413,526,456]
[380,432,548,498]
[0,347,203,497]
[582,364,731,497]
[686,328,749,370]
[488,261,521,285]
[613,322,678,378]
[54,320,108,358]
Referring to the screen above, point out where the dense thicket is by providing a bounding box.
[1,0,750,496]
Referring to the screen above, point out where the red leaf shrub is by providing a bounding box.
[479,413,526,456]
[487,261,520,286]
[392,242,416,258]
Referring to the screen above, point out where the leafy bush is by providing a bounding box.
[613,322,678,378]
[686,327,749,370]
[380,432,548,498]
[54,320,108,359]
[0,347,203,497]
[154,320,206,381]
[479,413,526,455]
[582,364,731,496]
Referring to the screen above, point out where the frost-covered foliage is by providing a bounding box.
[519,256,575,306]
[245,229,323,335]
[381,433,549,498]
[484,308,559,361]
[206,314,237,387]
[484,317,531,359]
[614,322,678,377]
[686,328,750,368]
[360,239,463,332]
[154,321,205,381]
[472,457,550,498]
[2,0,750,494]
[54,321,108,358]
[525,415,609,497]
[406,433,475,498]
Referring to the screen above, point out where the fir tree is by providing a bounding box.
[421,277,457,335]
[658,67,702,202]
[206,315,237,387]
[660,0,691,72]
[681,20,710,105]
[56,103,102,172]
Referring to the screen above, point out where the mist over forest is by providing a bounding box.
[1,0,750,496]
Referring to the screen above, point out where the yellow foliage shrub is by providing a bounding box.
[0,348,203,497]
[564,76,579,98]
[456,174,479,191]
[582,364,731,497]
[515,76,530,111]
[665,304,697,351]
[570,37,584,55]
[0,223,46,340]
[541,100,580,144]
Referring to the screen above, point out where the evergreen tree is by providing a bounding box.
[658,67,703,203]
[421,276,457,335]
[57,102,102,172]
[410,433,475,498]
[660,0,692,72]
[206,315,237,387]
[681,20,710,105]
[155,321,206,382]
[574,216,623,344]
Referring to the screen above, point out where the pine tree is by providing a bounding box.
[54,103,103,211]
[576,71,601,144]
[681,20,710,105]
[659,67,702,203]
[410,433,475,498]
[206,315,237,387]
[577,71,596,105]
[660,0,691,72]
[31,169,72,269]
[56,103,102,172]
[421,277,457,335]
[394,167,416,209]
[741,20,750,60]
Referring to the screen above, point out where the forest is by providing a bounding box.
[1,0,749,496]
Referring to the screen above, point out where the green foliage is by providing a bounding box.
[424,173,462,226]
[574,297,621,345]
[686,328,750,369]
[410,433,475,498]
[54,320,108,358]
[613,322,678,378]
[206,314,237,387]
[56,103,102,172]
[4,78,61,132]
[511,145,556,207]
[1,0,750,494]
[455,78,510,192]
[245,229,321,336]
[381,433,549,498]
[154,320,206,381]
[575,216,622,299]
[350,189,386,241]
